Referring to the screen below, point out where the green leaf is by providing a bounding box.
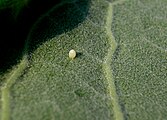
[112,0,167,119]
[9,0,115,119]
[1,0,116,120]
[0,0,167,120]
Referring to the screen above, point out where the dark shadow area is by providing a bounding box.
[0,0,90,73]
[112,44,121,60]
[76,52,83,58]
[28,0,90,54]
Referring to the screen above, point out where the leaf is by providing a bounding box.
[1,0,167,120]
[112,0,167,119]
[1,0,117,120]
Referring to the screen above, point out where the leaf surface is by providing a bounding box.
[112,0,167,119]
[0,0,167,120]
[1,0,116,120]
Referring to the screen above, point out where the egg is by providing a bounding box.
[69,49,76,59]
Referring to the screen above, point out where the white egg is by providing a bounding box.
[69,49,76,59]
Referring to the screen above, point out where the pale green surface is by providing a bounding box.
[1,0,167,120]
[112,0,167,119]
[8,0,115,120]
[102,4,123,120]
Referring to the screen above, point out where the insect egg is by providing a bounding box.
[69,49,76,59]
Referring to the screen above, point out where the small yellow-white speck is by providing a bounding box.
[69,49,76,59]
